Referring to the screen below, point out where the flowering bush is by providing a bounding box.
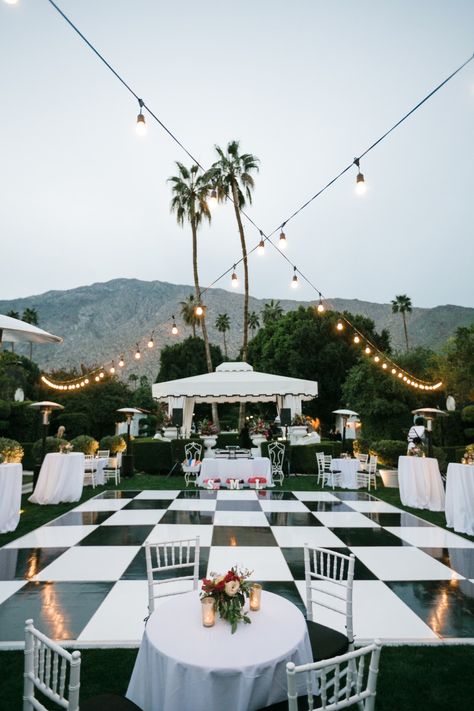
[201,567,253,633]
[0,437,24,463]
[70,435,99,455]
[99,435,127,453]
[199,418,218,436]
[250,418,269,436]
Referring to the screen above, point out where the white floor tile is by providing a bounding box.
[271,526,345,548]
[207,546,293,581]
[102,510,166,526]
[73,499,132,512]
[216,490,257,500]
[213,511,269,527]
[134,491,180,500]
[0,580,26,605]
[313,512,380,528]
[345,501,403,513]
[4,526,97,549]
[384,527,474,549]
[350,546,464,581]
[293,492,339,502]
[78,580,149,643]
[168,499,217,511]
[35,546,140,581]
[145,525,213,547]
[259,500,309,512]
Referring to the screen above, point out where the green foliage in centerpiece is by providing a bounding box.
[0,437,24,463]
[201,567,253,633]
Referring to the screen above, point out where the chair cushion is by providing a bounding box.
[306,620,349,662]
[80,694,142,711]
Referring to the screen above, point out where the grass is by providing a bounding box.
[1,645,473,710]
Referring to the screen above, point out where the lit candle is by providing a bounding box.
[250,584,262,611]
[201,598,215,627]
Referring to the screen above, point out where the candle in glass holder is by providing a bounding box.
[250,583,262,611]
[201,597,215,627]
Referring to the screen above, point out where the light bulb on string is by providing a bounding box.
[171,316,178,335]
[85,378,89,384]
[95,376,100,382]
[391,368,397,375]
[291,267,299,289]
[365,346,371,355]
[118,356,125,368]
[99,371,105,378]
[109,362,116,374]
[353,335,360,344]
[279,227,287,250]
[382,363,388,369]
[336,320,344,332]
[231,267,238,288]
[354,158,367,195]
[374,355,380,363]
[135,344,141,360]
[317,293,325,313]
[207,188,218,210]
[136,98,147,136]
[194,303,204,317]
[257,232,265,255]
[147,334,154,349]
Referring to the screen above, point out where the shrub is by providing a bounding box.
[31,436,68,462]
[53,413,90,439]
[352,438,371,456]
[70,435,99,455]
[369,440,407,468]
[464,428,474,441]
[8,402,38,442]
[461,405,474,424]
[21,442,35,470]
[0,437,24,463]
[99,435,127,454]
[132,438,172,474]
[0,400,12,420]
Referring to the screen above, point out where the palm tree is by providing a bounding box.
[6,310,20,352]
[215,313,230,358]
[391,294,412,352]
[210,141,259,361]
[261,299,284,327]
[169,162,220,429]
[180,295,199,337]
[22,307,39,359]
[248,311,260,339]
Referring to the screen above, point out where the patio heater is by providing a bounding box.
[29,401,64,488]
[116,408,143,478]
[412,408,448,458]
[332,409,359,454]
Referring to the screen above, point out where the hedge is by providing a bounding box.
[21,442,35,470]
[132,438,173,474]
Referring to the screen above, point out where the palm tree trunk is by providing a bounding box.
[402,312,409,352]
[29,342,33,360]
[191,212,220,430]
[192,322,196,338]
[223,331,228,359]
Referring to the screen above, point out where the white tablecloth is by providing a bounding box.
[87,458,107,485]
[398,456,445,511]
[0,463,22,533]
[198,457,272,486]
[127,590,312,711]
[445,463,474,535]
[29,453,84,505]
[331,458,361,489]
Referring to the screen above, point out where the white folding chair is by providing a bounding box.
[316,452,325,485]
[182,442,203,487]
[145,537,200,615]
[83,454,96,488]
[322,455,341,489]
[97,449,110,459]
[356,453,368,471]
[357,456,377,490]
[23,619,141,711]
[103,457,120,486]
[280,641,382,711]
[304,545,355,662]
[268,441,285,486]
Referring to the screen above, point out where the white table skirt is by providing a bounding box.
[398,456,445,511]
[198,457,272,486]
[0,463,22,533]
[127,590,313,711]
[29,453,84,505]
[445,463,474,536]
[331,458,361,489]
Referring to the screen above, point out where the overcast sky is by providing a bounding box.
[1,0,473,309]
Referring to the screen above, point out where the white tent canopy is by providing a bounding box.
[0,313,63,344]
[152,362,318,436]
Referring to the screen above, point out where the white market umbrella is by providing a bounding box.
[0,313,63,345]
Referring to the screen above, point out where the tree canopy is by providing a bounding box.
[157,336,224,383]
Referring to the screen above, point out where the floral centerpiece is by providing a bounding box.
[250,418,269,437]
[408,442,425,457]
[291,413,307,426]
[462,444,474,465]
[199,418,218,436]
[59,443,73,454]
[201,567,253,633]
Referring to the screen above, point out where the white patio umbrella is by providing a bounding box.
[0,313,63,345]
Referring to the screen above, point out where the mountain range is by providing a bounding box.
[1,278,473,378]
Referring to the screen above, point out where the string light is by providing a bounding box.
[207,188,218,210]
[136,98,147,136]
[354,158,367,195]
[118,356,125,368]
[382,363,388,369]
[99,371,105,378]
[147,333,154,348]
[279,228,287,250]
[365,346,371,355]
[194,303,204,317]
[336,320,344,331]
[317,293,325,313]
[171,316,178,335]
[95,376,100,382]
[109,362,116,374]
[353,335,360,344]
[291,267,299,289]
[231,267,238,288]
[134,344,141,360]
[257,233,265,255]
[374,355,380,363]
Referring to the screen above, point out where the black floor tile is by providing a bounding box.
[334,492,375,501]
[420,548,474,579]
[121,547,210,580]
[0,581,113,641]
[177,490,218,500]
[0,548,67,581]
[123,499,174,510]
[387,580,474,638]
[45,511,114,526]
[330,527,410,547]
[363,513,434,527]
[304,501,355,513]
[256,492,297,500]
[280,547,377,581]
[77,525,154,546]
[265,512,323,527]
[94,490,142,499]
[159,511,214,525]
[257,581,306,616]
[211,526,277,547]
[216,500,262,512]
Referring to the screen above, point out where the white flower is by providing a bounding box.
[225,580,240,596]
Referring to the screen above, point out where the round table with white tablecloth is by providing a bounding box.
[445,463,474,536]
[198,457,272,486]
[331,458,361,489]
[87,457,108,485]
[398,456,445,511]
[29,452,84,505]
[126,590,313,711]
[0,463,22,533]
